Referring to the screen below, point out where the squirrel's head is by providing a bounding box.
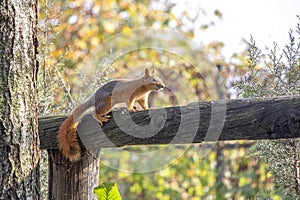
[143,68,165,91]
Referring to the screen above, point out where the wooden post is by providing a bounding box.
[47,149,99,200]
[39,117,99,200]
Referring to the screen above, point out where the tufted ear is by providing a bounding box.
[144,68,150,77]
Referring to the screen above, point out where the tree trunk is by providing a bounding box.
[0,0,40,199]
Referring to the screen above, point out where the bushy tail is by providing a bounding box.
[57,98,93,161]
[57,114,81,161]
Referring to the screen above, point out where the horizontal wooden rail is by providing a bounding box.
[38,96,300,150]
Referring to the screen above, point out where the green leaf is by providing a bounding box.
[94,183,122,200]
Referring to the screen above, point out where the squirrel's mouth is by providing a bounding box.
[157,84,164,91]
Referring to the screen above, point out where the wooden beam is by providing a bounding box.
[38,96,300,150]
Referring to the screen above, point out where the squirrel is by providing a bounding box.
[57,68,165,161]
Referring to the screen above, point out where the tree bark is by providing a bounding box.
[0,0,40,199]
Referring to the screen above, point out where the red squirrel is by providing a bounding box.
[57,68,165,161]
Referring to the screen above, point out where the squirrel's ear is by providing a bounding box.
[144,68,150,77]
[151,68,155,75]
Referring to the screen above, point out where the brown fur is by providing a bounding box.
[57,68,164,161]
[57,114,81,161]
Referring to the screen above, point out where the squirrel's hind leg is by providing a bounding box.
[93,114,110,126]
[93,95,112,126]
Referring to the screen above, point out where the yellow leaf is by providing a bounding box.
[103,21,115,34]
[122,26,131,33]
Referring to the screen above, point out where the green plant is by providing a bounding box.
[234,17,300,198]
[94,183,122,200]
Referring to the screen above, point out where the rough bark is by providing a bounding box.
[0,0,40,199]
[38,96,300,151]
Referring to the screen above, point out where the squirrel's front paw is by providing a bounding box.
[128,106,141,112]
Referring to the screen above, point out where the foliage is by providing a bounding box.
[234,17,300,198]
[94,183,122,200]
[39,0,216,69]
[100,143,280,199]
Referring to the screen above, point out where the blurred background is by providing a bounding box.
[38,0,300,199]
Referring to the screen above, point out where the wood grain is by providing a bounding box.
[39,96,300,150]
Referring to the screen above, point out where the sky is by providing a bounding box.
[192,0,300,59]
